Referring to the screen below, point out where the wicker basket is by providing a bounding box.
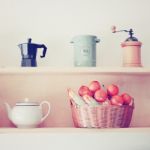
[70,99,134,128]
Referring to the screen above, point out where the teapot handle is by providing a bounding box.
[40,101,51,123]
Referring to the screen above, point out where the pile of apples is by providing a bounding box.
[78,80,133,106]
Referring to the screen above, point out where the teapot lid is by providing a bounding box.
[16,98,39,106]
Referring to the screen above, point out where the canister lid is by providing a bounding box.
[71,35,100,43]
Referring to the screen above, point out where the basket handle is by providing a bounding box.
[129,97,135,108]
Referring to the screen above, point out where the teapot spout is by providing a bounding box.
[5,102,12,120]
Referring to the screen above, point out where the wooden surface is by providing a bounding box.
[0,127,150,134]
[0,67,150,74]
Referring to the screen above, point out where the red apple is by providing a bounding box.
[89,80,101,93]
[121,93,132,105]
[78,85,93,97]
[94,89,107,102]
[107,84,119,96]
[110,95,123,106]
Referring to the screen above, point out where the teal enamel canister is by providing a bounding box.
[71,35,100,67]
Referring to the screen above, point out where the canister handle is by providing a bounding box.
[95,39,100,43]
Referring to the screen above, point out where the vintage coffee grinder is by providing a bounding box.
[111,26,142,67]
[18,38,47,67]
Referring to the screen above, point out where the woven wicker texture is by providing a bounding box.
[70,100,134,128]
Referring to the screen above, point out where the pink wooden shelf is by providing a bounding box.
[0,67,150,74]
[0,127,150,134]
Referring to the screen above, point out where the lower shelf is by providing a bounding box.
[0,127,150,134]
[1,127,150,150]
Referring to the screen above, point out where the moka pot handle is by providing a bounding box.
[40,44,47,58]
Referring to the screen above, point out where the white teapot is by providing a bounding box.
[5,98,51,128]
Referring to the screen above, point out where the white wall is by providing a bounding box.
[0,0,150,67]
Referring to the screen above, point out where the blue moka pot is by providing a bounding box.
[71,35,100,67]
[18,38,47,67]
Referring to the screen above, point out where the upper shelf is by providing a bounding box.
[0,67,150,75]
